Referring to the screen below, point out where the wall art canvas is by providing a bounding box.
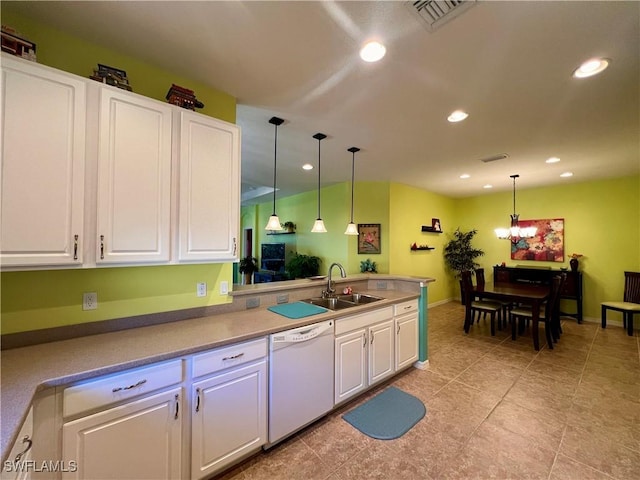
[358,224,381,254]
[511,218,564,262]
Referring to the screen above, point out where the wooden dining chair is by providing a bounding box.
[477,268,511,328]
[510,274,564,349]
[461,270,502,336]
[601,271,640,336]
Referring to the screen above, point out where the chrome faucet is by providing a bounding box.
[323,262,346,297]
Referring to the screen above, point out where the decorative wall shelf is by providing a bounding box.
[410,246,435,251]
[421,226,443,233]
[267,231,295,235]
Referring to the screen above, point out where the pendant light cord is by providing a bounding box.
[317,138,321,218]
[349,151,355,222]
[272,124,278,215]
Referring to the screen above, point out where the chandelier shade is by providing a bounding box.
[265,116,285,231]
[495,174,536,242]
[311,133,327,233]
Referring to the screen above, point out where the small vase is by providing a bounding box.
[569,258,579,272]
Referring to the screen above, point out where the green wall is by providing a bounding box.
[243,175,640,322]
[1,9,238,335]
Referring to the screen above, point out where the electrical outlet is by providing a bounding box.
[197,282,207,297]
[220,281,229,295]
[376,281,388,290]
[83,292,97,311]
[246,297,260,309]
[276,294,289,304]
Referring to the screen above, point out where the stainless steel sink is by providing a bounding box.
[301,297,356,310]
[301,293,384,310]
[337,293,384,305]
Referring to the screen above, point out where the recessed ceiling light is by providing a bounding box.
[483,184,493,189]
[560,172,573,177]
[459,173,470,179]
[573,58,610,78]
[448,110,469,123]
[546,157,561,164]
[302,163,313,171]
[359,41,386,62]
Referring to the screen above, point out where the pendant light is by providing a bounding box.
[495,174,537,242]
[265,116,285,231]
[344,147,360,235]
[311,133,327,233]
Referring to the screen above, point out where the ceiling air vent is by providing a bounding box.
[479,153,509,163]
[408,0,477,32]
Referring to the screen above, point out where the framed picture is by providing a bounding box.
[358,224,381,254]
[431,218,442,232]
[511,218,564,262]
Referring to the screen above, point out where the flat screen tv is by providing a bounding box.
[261,243,286,272]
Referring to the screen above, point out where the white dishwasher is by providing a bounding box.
[267,319,334,446]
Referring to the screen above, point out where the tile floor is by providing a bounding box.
[217,302,640,480]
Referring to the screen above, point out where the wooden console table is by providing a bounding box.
[493,265,583,323]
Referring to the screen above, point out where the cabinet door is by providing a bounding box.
[177,111,240,262]
[1,407,33,480]
[334,329,367,404]
[369,319,395,385]
[191,360,266,479]
[96,88,172,264]
[395,313,419,370]
[62,388,182,480]
[1,56,86,267]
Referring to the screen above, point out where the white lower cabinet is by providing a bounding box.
[394,300,420,370]
[62,388,182,480]
[190,338,267,480]
[1,407,33,480]
[334,307,395,405]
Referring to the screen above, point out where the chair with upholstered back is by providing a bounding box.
[461,270,502,336]
[601,271,640,336]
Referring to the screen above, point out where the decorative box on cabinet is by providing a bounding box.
[1,54,86,268]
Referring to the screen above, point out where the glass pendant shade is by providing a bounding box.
[344,146,360,235]
[344,222,359,235]
[311,133,327,233]
[265,116,284,231]
[495,175,536,242]
[311,219,327,233]
[265,214,282,231]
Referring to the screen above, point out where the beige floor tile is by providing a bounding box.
[455,356,523,396]
[550,454,616,480]
[504,369,578,420]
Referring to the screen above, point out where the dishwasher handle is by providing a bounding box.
[271,320,333,344]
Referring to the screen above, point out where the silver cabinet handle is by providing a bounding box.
[370,331,374,345]
[174,393,180,420]
[222,352,244,361]
[363,332,366,347]
[397,324,401,334]
[73,234,79,260]
[100,235,105,259]
[195,388,201,413]
[112,379,147,393]
[233,237,237,256]
[14,435,32,462]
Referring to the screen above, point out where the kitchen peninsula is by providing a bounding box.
[1,274,433,479]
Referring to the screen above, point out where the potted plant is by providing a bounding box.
[286,253,320,279]
[238,256,259,284]
[281,221,296,233]
[443,228,484,303]
[360,258,378,273]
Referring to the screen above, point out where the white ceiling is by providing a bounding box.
[8,1,639,204]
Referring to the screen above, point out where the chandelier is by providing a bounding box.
[495,174,537,242]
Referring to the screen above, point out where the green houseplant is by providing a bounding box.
[286,253,321,279]
[443,229,484,303]
[360,258,378,273]
[281,221,296,233]
[238,256,259,284]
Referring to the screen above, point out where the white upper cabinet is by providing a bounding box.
[96,88,173,264]
[1,56,86,267]
[177,111,239,262]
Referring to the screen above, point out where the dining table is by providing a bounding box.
[466,282,551,350]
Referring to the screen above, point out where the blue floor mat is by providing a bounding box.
[342,386,426,440]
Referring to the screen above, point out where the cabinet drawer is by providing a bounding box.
[335,307,394,336]
[394,300,419,316]
[63,359,182,418]
[192,337,267,379]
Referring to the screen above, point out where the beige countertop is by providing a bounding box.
[1,287,421,461]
